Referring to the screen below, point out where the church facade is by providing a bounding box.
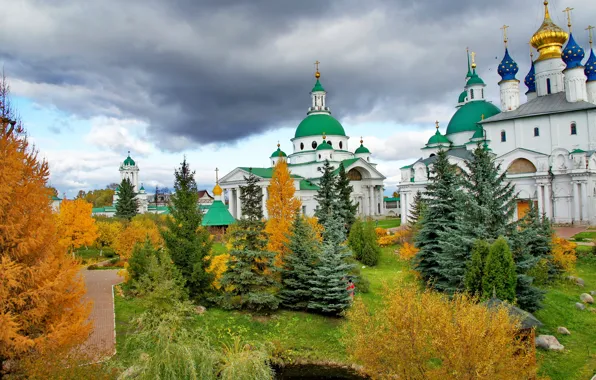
[220,68,386,218]
[399,2,596,225]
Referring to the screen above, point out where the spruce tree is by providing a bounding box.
[335,163,358,232]
[219,170,279,311]
[115,177,138,220]
[162,158,213,299]
[407,191,426,237]
[308,203,354,316]
[414,149,466,293]
[482,237,517,302]
[279,213,321,310]
[348,219,380,266]
[314,160,336,226]
[348,219,364,261]
[464,240,490,297]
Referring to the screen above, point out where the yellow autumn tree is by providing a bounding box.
[345,283,537,379]
[55,198,99,257]
[305,216,324,243]
[0,85,91,372]
[95,220,123,253]
[115,215,163,259]
[265,158,301,265]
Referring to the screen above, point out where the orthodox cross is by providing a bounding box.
[562,7,574,31]
[215,167,219,183]
[587,25,595,47]
[314,60,320,72]
[435,120,440,130]
[471,51,477,69]
[500,25,509,46]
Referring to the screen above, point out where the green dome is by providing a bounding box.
[466,72,485,86]
[446,101,500,135]
[427,130,451,146]
[458,90,467,103]
[312,79,325,92]
[355,144,370,154]
[270,147,287,158]
[294,114,346,138]
[316,140,333,151]
[124,155,135,166]
[471,125,485,140]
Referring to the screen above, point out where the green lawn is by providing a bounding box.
[534,256,596,380]
[75,247,117,263]
[569,231,596,242]
[211,242,228,255]
[375,218,401,229]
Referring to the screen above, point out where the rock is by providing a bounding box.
[535,335,565,351]
[195,305,207,314]
[580,293,594,304]
[590,290,595,296]
[576,302,586,311]
[576,278,585,287]
[557,327,571,335]
[117,365,141,380]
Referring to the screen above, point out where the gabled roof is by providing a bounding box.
[482,92,596,123]
[197,190,213,199]
[202,200,236,227]
[299,179,320,191]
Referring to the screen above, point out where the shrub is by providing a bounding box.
[398,242,419,261]
[482,237,517,302]
[527,258,550,286]
[344,283,537,379]
[551,235,577,273]
[375,227,387,237]
[206,253,230,290]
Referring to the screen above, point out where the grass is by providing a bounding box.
[569,231,596,242]
[375,218,401,229]
[534,256,596,380]
[211,242,228,255]
[75,247,117,263]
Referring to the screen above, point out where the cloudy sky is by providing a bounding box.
[1,0,594,196]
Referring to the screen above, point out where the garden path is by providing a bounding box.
[81,269,123,361]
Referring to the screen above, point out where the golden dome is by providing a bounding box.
[530,1,569,61]
[212,183,223,196]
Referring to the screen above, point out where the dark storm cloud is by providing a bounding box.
[0,0,594,149]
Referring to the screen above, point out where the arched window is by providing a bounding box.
[339,141,343,149]
[481,89,484,98]
[546,78,552,94]
[470,89,475,100]
[312,141,318,149]
[501,130,507,142]
[507,158,537,174]
[571,122,577,135]
[429,153,436,157]
[318,154,321,159]
[534,127,539,137]
[300,142,304,150]
[330,154,332,159]
[367,157,370,161]
[328,140,332,146]
[347,168,362,181]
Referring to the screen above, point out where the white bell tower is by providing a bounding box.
[120,151,140,192]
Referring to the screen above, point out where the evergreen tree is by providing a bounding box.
[219,170,279,311]
[414,149,466,292]
[314,160,336,226]
[335,163,358,232]
[308,203,354,316]
[162,158,213,299]
[279,214,321,310]
[348,219,364,261]
[115,177,138,220]
[482,237,517,302]
[464,240,490,297]
[462,144,517,240]
[348,219,380,266]
[407,191,426,237]
[128,239,156,283]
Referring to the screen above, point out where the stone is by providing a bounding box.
[557,327,571,335]
[590,290,596,296]
[576,277,585,287]
[580,293,594,304]
[195,305,207,314]
[576,302,586,311]
[535,335,564,351]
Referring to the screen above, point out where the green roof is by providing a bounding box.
[446,101,500,135]
[92,206,117,213]
[466,71,485,86]
[124,155,135,166]
[427,130,451,146]
[300,180,320,191]
[294,114,346,138]
[202,200,236,227]
[331,158,360,175]
[384,197,400,202]
[316,140,333,151]
[312,79,325,92]
[51,195,62,201]
[270,147,287,158]
[458,90,467,103]
[355,144,370,154]
[471,125,485,140]
[238,167,303,179]
[571,148,586,154]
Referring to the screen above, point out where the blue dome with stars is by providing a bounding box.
[562,33,585,69]
[497,48,519,81]
[525,60,536,93]
[585,48,596,82]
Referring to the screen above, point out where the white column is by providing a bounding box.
[368,185,374,217]
[581,182,588,221]
[236,188,243,219]
[380,187,385,215]
[228,189,236,218]
[362,193,369,216]
[573,182,580,223]
[545,183,552,220]
[262,186,268,219]
[536,184,544,216]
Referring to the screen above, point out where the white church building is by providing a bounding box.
[219,67,386,218]
[399,2,596,225]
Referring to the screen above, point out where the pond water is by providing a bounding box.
[273,363,369,380]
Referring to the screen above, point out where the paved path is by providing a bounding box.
[553,226,587,239]
[81,269,123,360]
